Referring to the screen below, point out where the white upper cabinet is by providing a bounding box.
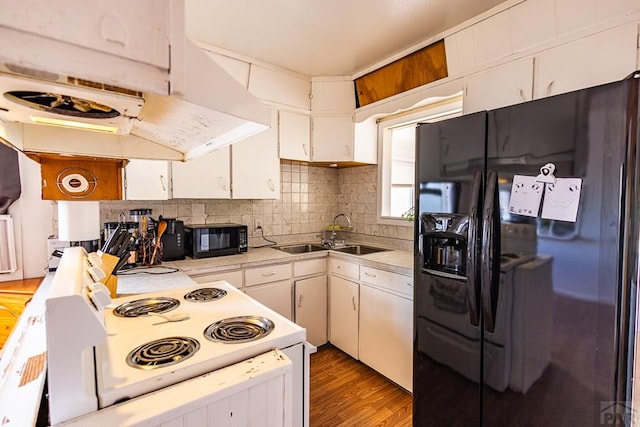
[0,0,173,95]
[171,147,231,199]
[311,115,354,162]
[311,115,377,164]
[310,77,375,164]
[279,111,311,161]
[124,159,170,200]
[0,0,171,69]
[311,78,356,113]
[534,25,638,99]
[231,110,280,199]
[464,58,534,114]
[248,64,311,110]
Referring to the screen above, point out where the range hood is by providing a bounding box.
[0,1,271,161]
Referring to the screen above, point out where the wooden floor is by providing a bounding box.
[310,345,412,426]
[0,278,43,349]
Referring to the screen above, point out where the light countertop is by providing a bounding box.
[162,243,414,276]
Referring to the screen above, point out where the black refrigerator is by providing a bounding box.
[413,74,640,426]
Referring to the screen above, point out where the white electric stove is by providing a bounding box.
[45,247,311,426]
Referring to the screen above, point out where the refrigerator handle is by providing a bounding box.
[466,171,483,326]
[481,171,501,333]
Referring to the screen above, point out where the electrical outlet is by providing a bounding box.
[254,219,262,230]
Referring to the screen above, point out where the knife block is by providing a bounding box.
[98,253,120,298]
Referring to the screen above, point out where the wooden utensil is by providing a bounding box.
[149,220,167,265]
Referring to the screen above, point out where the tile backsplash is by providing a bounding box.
[97,161,413,250]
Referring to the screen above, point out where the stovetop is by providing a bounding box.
[96,281,306,408]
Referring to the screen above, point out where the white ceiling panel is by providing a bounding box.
[185,0,511,77]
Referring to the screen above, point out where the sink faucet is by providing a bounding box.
[329,213,351,248]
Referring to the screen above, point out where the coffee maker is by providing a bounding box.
[160,218,185,261]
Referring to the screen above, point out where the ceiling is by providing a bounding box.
[185,0,510,77]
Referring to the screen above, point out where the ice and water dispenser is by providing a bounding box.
[421,213,470,278]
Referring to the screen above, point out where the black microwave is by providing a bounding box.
[184,224,248,259]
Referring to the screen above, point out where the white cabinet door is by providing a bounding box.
[0,0,171,69]
[464,58,534,114]
[124,159,170,200]
[329,275,359,359]
[279,111,311,161]
[245,280,293,321]
[311,115,355,162]
[171,147,230,199]
[311,78,355,113]
[231,110,280,199]
[534,25,638,99]
[311,115,377,164]
[359,284,413,391]
[248,64,311,110]
[294,275,327,347]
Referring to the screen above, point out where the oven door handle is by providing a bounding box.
[466,171,482,327]
[481,171,501,333]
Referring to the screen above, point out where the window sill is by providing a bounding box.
[378,217,414,227]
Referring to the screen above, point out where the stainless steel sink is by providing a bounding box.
[275,243,329,254]
[332,244,389,255]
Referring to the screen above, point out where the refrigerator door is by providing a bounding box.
[413,112,486,425]
[481,79,635,425]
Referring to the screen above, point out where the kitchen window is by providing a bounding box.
[377,94,463,225]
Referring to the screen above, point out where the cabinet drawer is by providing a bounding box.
[360,266,413,297]
[329,258,359,280]
[189,270,243,288]
[294,258,326,277]
[245,263,292,286]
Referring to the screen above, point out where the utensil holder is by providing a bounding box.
[98,253,120,297]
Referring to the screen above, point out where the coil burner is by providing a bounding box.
[204,316,275,343]
[183,287,228,302]
[113,297,180,317]
[126,336,200,369]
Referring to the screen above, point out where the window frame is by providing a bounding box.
[376,95,463,226]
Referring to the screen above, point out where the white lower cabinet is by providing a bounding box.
[244,263,293,320]
[329,275,359,359]
[245,280,293,321]
[294,275,327,347]
[359,284,413,391]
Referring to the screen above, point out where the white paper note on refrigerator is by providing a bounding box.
[541,178,582,222]
[508,175,544,217]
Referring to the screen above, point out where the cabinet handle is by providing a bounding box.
[297,294,304,308]
[545,81,554,96]
[351,296,356,311]
[344,144,351,156]
[518,88,526,101]
[303,143,308,156]
[261,271,277,276]
[268,179,275,192]
[218,176,226,190]
[160,174,167,192]
[364,271,376,278]
[407,282,413,287]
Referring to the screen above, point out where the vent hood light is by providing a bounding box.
[189,121,268,157]
[30,116,119,134]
